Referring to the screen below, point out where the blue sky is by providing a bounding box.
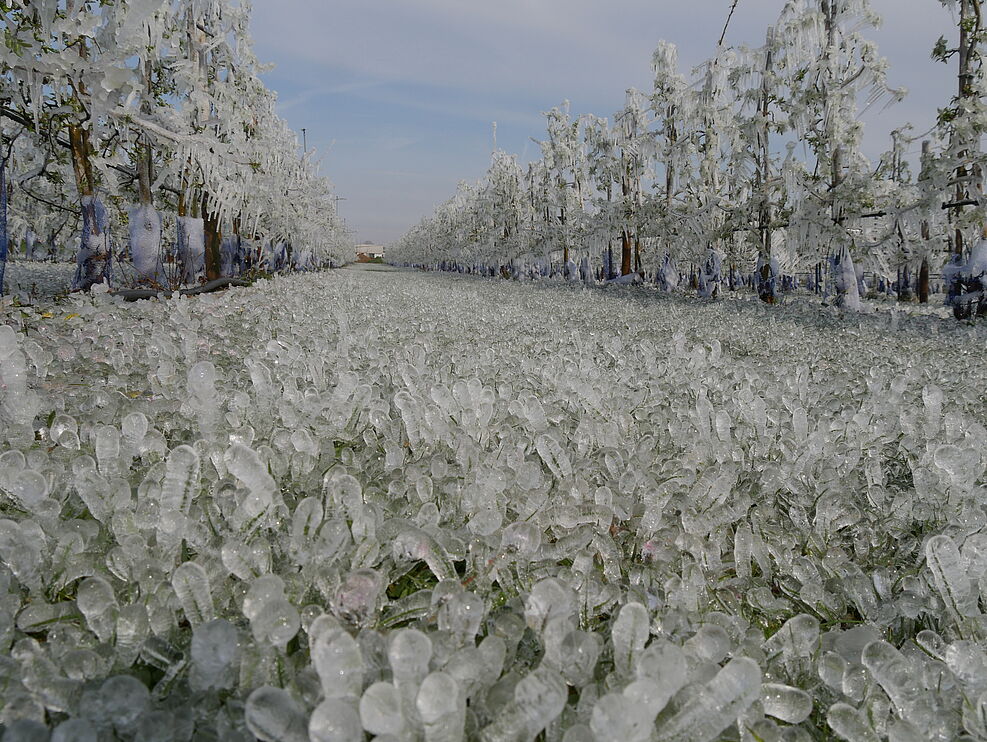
[249,1,957,245]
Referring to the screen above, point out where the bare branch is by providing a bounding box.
[718,0,741,47]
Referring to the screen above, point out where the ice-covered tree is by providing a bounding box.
[931,0,987,315]
[775,0,903,307]
[612,90,651,275]
[729,29,786,302]
[484,148,528,264]
[583,114,620,279]
[647,41,691,287]
[0,0,350,290]
[536,104,587,267]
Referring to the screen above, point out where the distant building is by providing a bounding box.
[355,243,385,262]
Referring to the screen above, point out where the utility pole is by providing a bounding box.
[301,128,307,155]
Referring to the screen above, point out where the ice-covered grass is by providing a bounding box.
[1,269,986,741]
[2,261,76,303]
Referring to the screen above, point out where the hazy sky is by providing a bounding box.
[249,1,957,245]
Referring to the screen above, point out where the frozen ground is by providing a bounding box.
[1,267,986,741]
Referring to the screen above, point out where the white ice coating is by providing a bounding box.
[831,243,863,311]
[128,203,163,282]
[177,216,205,284]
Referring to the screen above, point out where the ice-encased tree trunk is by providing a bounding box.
[177,216,205,284]
[657,252,679,292]
[67,38,112,292]
[698,248,723,298]
[129,56,163,285]
[220,236,235,276]
[68,128,111,291]
[651,41,688,283]
[614,91,650,276]
[939,0,987,312]
[755,252,779,304]
[919,140,933,303]
[72,197,112,291]
[756,28,780,304]
[830,243,862,310]
[203,193,223,280]
[129,204,163,283]
[0,155,7,297]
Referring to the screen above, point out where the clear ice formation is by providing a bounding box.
[0,267,986,739]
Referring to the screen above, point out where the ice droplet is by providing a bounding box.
[98,675,149,733]
[535,434,572,480]
[360,681,405,736]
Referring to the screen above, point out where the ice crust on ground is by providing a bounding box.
[0,265,986,740]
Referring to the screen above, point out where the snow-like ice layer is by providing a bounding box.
[1,261,76,301]
[0,266,986,739]
[128,204,163,283]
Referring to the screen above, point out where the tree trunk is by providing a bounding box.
[137,138,153,207]
[560,206,568,265]
[0,155,7,296]
[918,140,931,303]
[620,229,632,276]
[956,0,972,259]
[757,27,776,303]
[137,58,155,207]
[69,122,111,290]
[202,192,222,280]
[918,259,930,303]
[620,174,633,275]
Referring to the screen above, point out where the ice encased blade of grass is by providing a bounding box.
[244,686,308,742]
[190,618,239,692]
[289,496,323,564]
[535,433,572,480]
[417,671,466,742]
[360,681,406,737]
[159,444,200,514]
[313,627,364,698]
[827,702,880,742]
[611,602,649,676]
[761,682,813,724]
[76,575,118,642]
[309,698,363,742]
[926,535,978,619]
[171,561,214,627]
[655,657,761,742]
